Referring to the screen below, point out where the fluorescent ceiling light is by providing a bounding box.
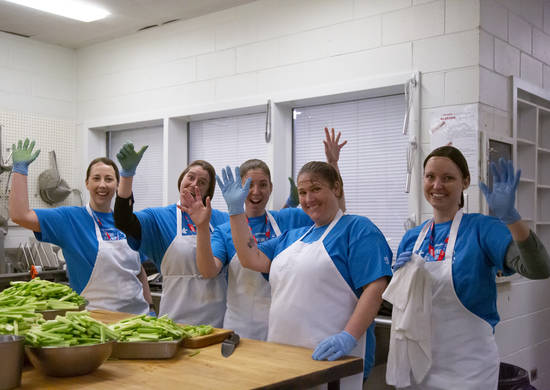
[4,0,110,22]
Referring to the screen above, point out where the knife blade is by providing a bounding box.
[221,333,240,357]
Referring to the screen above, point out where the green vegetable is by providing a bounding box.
[0,278,85,311]
[24,311,118,347]
[0,305,44,335]
[180,324,214,337]
[109,314,186,342]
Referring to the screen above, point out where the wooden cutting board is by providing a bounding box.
[89,310,232,348]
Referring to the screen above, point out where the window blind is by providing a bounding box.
[108,125,164,211]
[189,113,268,211]
[293,95,408,253]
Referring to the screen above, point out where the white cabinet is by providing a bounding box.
[515,93,550,248]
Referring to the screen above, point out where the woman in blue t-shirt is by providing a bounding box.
[182,128,346,341]
[216,160,392,389]
[113,143,229,326]
[9,138,151,314]
[390,146,549,389]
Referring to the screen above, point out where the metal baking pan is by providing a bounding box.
[111,338,182,359]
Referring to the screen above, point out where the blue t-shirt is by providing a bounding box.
[132,204,229,271]
[211,208,312,265]
[34,206,141,294]
[397,213,513,328]
[259,214,393,378]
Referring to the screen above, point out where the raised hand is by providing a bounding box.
[12,138,40,175]
[179,185,211,228]
[480,158,521,225]
[324,127,347,165]
[216,166,251,216]
[116,142,148,177]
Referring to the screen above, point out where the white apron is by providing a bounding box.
[268,210,366,390]
[403,209,499,390]
[80,204,148,314]
[223,211,281,340]
[159,204,227,326]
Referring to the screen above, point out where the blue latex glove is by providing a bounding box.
[479,158,521,225]
[216,166,251,215]
[312,331,357,361]
[147,310,157,317]
[284,177,299,208]
[392,251,412,272]
[116,141,148,177]
[12,138,40,176]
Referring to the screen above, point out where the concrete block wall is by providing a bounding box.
[480,0,550,388]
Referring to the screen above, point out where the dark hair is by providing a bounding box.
[86,157,120,184]
[239,159,271,182]
[423,145,470,208]
[297,161,343,198]
[177,160,216,201]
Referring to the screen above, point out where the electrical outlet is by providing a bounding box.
[530,368,538,382]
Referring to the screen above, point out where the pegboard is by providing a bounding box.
[0,110,79,221]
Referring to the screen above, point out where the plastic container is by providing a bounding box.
[498,362,537,390]
[0,335,24,390]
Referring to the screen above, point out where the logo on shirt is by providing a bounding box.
[100,228,126,241]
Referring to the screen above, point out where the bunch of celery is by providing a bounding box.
[0,278,86,310]
[0,305,44,335]
[25,311,118,347]
[109,314,187,342]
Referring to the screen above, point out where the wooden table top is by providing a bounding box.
[19,310,363,389]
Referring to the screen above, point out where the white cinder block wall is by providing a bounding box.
[0,32,77,248]
[480,0,550,388]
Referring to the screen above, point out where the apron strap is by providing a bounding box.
[266,211,282,237]
[319,209,344,241]
[444,209,463,262]
[86,203,104,242]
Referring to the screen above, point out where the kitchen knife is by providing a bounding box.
[221,333,240,357]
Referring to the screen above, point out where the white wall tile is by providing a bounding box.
[420,72,444,108]
[521,53,544,87]
[196,49,236,81]
[480,30,494,69]
[150,58,195,89]
[444,67,479,105]
[493,106,512,137]
[382,1,444,45]
[494,38,520,77]
[479,67,511,111]
[495,307,550,356]
[545,1,550,34]
[236,40,280,73]
[498,279,550,320]
[519,0,544,29]
[0,34,10,68]
[446,0,480,33]
[32,76,74,101]
[480,0,508,41]
[413,30,479,73]
[354,0,411,18]
[215,72,258,101]
[479,103,495,134]
[544,64,550,90]
[533,29,550,65]
[278,29,329,66]
[508,13,532,53]
[325,16,382,57]
[215,17,258,51]
[179,28,216,58]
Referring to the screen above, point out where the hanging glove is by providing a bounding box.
[312,331,357,361]
[392,251,412,272]
[479,158,521,225]
[12,138,40,176]
[216,166,251,215]
[116,141,148,177]
[284,177,299,208]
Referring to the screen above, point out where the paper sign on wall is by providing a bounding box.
[428,104,478,185]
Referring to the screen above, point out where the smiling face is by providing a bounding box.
[179,165,210,203]
[423,156,470,222]
[297,172,340,226]
[85,162,118,212]
[243,168,272,218]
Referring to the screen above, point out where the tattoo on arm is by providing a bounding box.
[247,236,257,249]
